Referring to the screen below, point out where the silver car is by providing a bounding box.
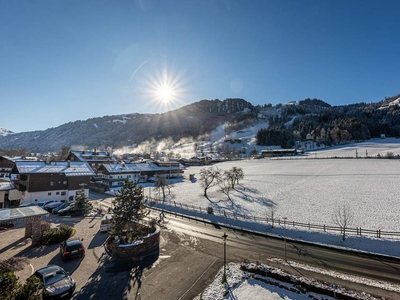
[32,264,75,299]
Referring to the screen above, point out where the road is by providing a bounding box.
[86,192,400,299]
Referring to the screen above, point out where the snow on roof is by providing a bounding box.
[3,156,39,162]
[0,206,48,222]
[0,181,14,190]
[102,162,185,174]
[15,161,95,176]
[70,150,117,162]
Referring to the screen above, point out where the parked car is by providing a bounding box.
[36,200,55,208]
[51,202,72,214]
[31,264,75,299]
[100,214,113,232]
[44,201,64,212]
[18,202,36,207]
[60,237,85,261]
[57,204,75,216]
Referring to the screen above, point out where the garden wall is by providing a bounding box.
[107,225,160,258]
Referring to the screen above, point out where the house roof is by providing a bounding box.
[101,162,185,174]
[70,150,117,162]
[3,156,39,162]
[0,206,48,222]
[14,161,95,177]
[0,181,14,191]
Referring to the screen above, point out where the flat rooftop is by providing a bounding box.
[0,206,48,222]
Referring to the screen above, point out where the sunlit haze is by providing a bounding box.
[1,0,400,132]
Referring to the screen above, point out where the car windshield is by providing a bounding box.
[43,269,68,286]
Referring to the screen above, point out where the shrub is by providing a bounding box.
[40,224,74,245]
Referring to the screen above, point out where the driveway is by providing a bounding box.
[0,214,224,300]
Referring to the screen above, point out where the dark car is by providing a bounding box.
[32,264,75,299]
[52,201,73,214]
[36,200,55,209]
[60,238,85,261]
[57,204,74,216]
[44,201,63,212]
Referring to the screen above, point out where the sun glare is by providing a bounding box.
[156,84,175,103]
[137,63,190,111]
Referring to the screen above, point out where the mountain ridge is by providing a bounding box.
[0,96,399,154]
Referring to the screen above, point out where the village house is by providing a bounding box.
[0,155,39,179]
[97,160,185,188]
[11,160,94,205]
[0,180,21,208]
[66,150,117,175]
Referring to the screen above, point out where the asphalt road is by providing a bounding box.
[3,208,399,299]
[84,193,400,299]
[163,214,400,298]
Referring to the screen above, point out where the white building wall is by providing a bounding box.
[21,188,89,204]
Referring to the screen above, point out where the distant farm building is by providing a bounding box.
[261,149,297,157]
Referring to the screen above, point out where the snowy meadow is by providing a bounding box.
[164,158,400,233]
[138,139,400,258]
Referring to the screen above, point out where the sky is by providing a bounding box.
[1,0,400,133]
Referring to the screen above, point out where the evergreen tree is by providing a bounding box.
[73,186,91,216]
[111,181,148,243]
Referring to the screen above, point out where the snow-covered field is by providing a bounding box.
[158,156,400,232]
[138,138,400,258]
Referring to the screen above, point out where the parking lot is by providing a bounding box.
[0,211,224,300]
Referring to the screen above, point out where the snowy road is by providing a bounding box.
[160,211,400,299]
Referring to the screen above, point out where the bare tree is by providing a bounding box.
[224,170,236,189]
[224,167,244,189]
[219,173,233,201]
[199,167,222,197]
[333,202,354,241]
[232,167,244,185]
[153,175,171,201]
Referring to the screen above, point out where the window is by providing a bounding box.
[61,192,66,196]
[56,192,60,195]
[50,181,54,186]
[48,192,52,196]
[63,181,67,185]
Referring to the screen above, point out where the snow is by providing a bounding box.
[104,139,400,299]
[194,262,380,300]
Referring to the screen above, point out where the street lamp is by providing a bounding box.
[282,217,287,261]
[222,232,228,283]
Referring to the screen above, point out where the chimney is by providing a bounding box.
[67,160,71,167]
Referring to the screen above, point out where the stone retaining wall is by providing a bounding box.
[107,225,160,258]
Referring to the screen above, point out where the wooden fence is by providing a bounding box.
[146,198,400,239]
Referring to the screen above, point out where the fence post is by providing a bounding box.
[174,201,176,207]
[324,225,325,232]
[199,206,202,213]
[360,228,362,235]
[292,221,294,227]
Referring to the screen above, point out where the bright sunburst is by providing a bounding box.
[156,84,175,103]
[134,60,190,111]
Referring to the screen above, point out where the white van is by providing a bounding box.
[100,214,113,232]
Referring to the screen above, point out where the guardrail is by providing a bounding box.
[146,198,400,239]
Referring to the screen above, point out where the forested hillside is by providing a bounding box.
[255,95,400,148]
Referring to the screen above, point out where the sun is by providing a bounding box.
[156,84,175,103]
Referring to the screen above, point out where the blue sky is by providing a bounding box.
[1,0,400,133]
